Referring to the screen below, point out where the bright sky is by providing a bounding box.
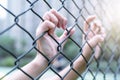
[0,0,7,19]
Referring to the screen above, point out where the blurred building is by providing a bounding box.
[0,0,105,52]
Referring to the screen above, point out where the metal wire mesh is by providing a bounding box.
[0,0,120,80]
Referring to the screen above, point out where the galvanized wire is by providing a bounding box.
[0,0,119,80]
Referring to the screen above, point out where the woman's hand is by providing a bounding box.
[36,9,75,60]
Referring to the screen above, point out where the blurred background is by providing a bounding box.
[0,0,120,80]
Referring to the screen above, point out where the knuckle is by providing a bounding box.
[44,20,50,25]
[43,12,50,20]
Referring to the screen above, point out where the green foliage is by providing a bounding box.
[0,35,37,67]
[63,39,80,60]
[0,36,16,66]
[56,29,80,60]
[0,36,15,57]
[0,57,15,67]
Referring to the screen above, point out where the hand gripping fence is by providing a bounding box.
[0,0,120,80]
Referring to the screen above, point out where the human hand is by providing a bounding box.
[82,15,106,60]
[36,9,75,60]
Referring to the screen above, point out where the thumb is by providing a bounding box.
[59,27,75,46]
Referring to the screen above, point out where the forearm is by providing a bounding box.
[94,45,101,59]
[5,54,48,80]
[62,40,101,80]
[47,43,93,80]
[48,58,90,80]
[62,44,93,80]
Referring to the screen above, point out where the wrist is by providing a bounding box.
[33,53,48,69]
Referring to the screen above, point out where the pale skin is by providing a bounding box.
[5,9,106,80]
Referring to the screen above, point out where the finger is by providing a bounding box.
[36,20,55,36]
[50,9,67,29]
[94,19,102,34]
[93,22,100,34]
[43,11,58,26]
[88,35,104,48]
[60,27,75,40]
[100,27,106,39]
[59,27,75,46]
[91,22,97,32]
[84,15,96,32]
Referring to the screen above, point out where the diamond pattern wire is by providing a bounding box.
[0,0,120,80]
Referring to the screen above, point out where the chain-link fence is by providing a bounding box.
[0,0,120,80]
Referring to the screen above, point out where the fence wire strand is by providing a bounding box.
[0,0,120,80]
